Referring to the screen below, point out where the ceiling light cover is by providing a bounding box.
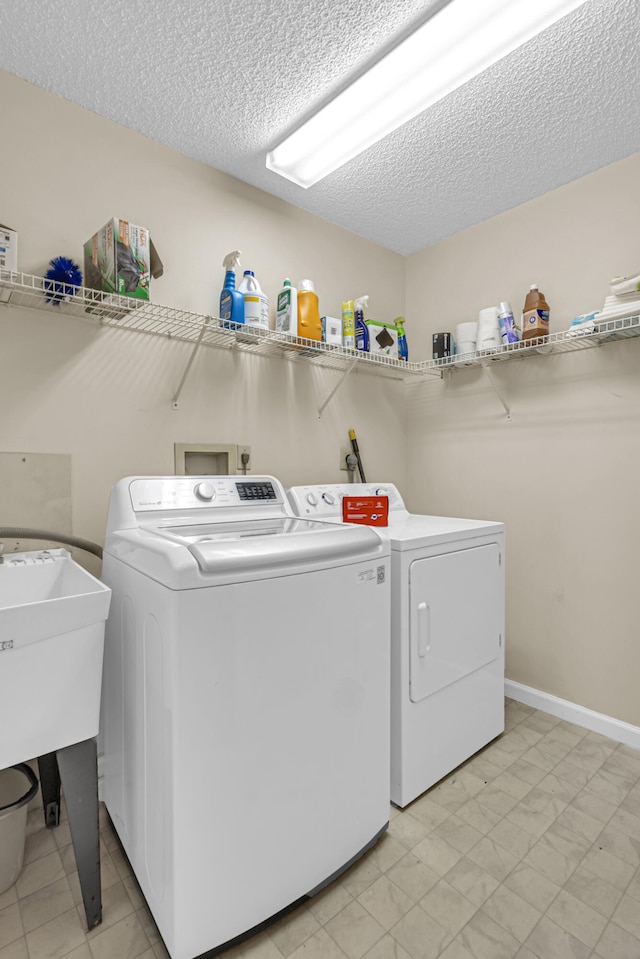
[266,0,589,188]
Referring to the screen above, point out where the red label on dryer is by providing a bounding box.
[342,496,389,526]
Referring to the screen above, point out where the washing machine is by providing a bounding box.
[99,475,390,959]
[287,483,505,808]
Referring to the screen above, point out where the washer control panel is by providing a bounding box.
[236,482,278,501]
[288,483,405,518]
[128,477,281,512]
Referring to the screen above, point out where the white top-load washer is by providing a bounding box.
[287,483,505,809]
[99,476,390,959]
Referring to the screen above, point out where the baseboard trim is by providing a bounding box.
[504,680,640,750]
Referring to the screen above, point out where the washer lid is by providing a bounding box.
[142,517,386,575]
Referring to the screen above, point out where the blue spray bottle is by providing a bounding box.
[220,250,244,328]
[354,295,370,352]
[395,317,408,361]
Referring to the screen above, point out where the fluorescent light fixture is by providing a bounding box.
[266,0,588,188]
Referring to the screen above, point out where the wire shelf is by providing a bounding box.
[424,313,640,372]
[2,271,638,380]
[0,271,430,381]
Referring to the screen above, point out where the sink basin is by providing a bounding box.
[0,549,111,769]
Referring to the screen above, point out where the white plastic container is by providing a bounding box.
[0,224,18,272]
[238,270,269,331]
[610,273,640,296]
[322,315,342,345]
[0,764,38,894]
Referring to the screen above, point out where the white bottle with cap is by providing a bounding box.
[238,270,269,330]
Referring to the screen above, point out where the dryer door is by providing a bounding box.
[409,544,502,703]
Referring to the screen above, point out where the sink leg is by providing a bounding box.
[37,753,61,827]
[56,738,102,930]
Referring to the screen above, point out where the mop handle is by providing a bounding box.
[349,428,367,484]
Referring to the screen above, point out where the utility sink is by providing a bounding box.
[0,549,111,769]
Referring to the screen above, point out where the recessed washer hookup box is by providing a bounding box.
[342,495,389,526]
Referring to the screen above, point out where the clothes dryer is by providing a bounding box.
[287,483,505,808]
[100,476,390,959]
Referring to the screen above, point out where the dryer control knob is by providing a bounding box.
[194,482,215,501]
[306,492,318,506]
[375,487,388,496]
[323,492,336,505]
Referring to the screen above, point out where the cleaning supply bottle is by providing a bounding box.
[395,317,408,361]
[342,300,355,348]
[521,285,550,340]
[219,250,244,328]
[276,278,298,336]
[297,279,322,341]
[498,301,520,345]
[238,269,269,331]
[354,295,370,352]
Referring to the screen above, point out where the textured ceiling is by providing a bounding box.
[1,0,639,255]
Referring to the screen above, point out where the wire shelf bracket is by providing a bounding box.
[317,357,359,420]
[171,317,212,409]
[480,360,512,420]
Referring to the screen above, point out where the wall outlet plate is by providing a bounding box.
[339,447,353,471]
[237,445,251,471]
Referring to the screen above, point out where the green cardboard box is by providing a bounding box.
[83,218,163,301]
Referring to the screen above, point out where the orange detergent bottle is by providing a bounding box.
[297,279,322,341]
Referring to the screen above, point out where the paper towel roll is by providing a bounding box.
[477,307,501,349]
[478,306,500,329]
[455,322,477,354]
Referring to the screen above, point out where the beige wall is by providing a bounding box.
[3,68,640,730]
[405,152,640,727]
[0,70,407,564]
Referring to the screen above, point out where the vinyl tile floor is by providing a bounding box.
[2,699,640,959]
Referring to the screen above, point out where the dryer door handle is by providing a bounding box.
[417,602,431,658]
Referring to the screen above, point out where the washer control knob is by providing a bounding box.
[194,482,215,501]
[323,492,336,505]
[375,487,388,496]
[306,492,318,506]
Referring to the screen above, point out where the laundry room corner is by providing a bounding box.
[404,152,640,732]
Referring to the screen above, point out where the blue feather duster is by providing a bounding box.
[43,256,83,305]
